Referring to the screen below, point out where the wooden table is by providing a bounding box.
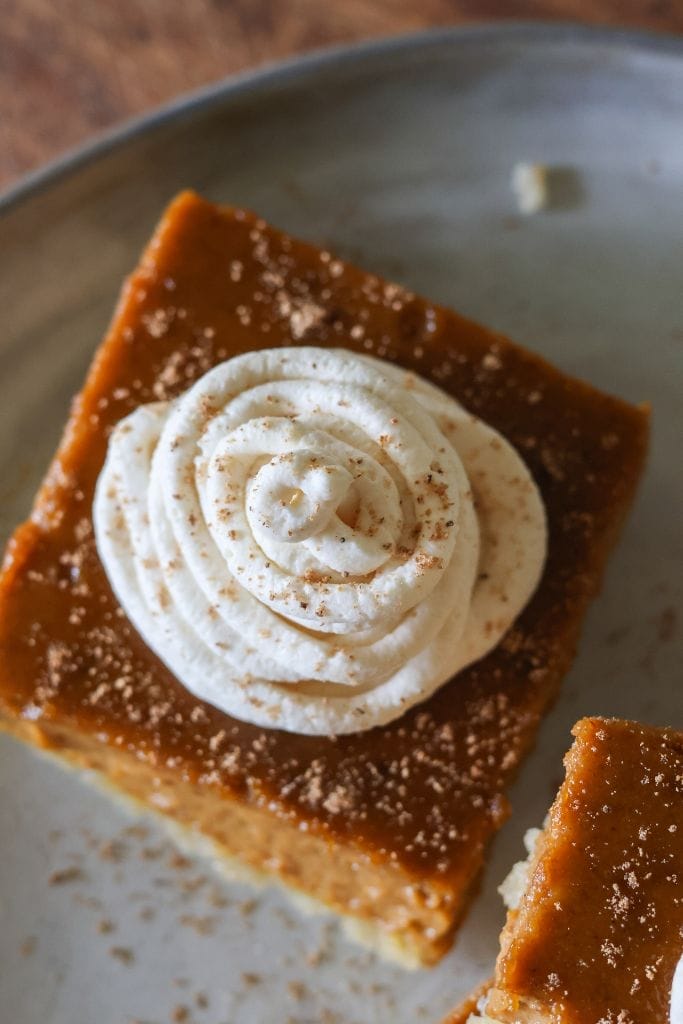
[2,0,681,190]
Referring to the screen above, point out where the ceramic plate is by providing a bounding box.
[1,23,681,1024]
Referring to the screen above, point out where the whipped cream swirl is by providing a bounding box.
[94,347,546,735]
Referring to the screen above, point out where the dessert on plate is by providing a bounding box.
[459,717,683,1023]
[0,192,648,965]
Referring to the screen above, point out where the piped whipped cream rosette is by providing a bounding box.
[94,347,546,735]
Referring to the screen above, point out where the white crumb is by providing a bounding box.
[511,162,549,214]
[498,827,543,910]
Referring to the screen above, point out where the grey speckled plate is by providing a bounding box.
[1,23,682,1024]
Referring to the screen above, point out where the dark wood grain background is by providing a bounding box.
[2,0,681,190]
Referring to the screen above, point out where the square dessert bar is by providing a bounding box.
[0,192,648,965]
[463,718,683,1023]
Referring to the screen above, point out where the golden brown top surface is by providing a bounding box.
[496,716,683,1023]
[0,192,648,878]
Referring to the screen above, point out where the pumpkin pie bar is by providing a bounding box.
[461,717,683,1022]
[0,193,648,966]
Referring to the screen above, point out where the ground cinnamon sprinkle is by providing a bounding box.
[19,936,37,957]
[48,865,85,886]
[109,946,135,965]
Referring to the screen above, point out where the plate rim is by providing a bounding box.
[1,20,682,220]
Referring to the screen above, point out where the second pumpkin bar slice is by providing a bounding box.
[0,192,648,965]
[459,717,683,1023]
